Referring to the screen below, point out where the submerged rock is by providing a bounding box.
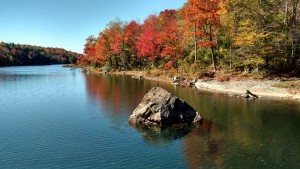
[128,87,202,126]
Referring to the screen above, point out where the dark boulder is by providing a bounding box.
[128,87,202,126]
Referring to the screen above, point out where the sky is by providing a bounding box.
[0,0,186,54]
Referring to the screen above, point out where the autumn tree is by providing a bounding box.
[124,20,142,68]
[218,0,235,69]
[82,35,97,65]
[221,0,297,72]
[92,18,127,69]
[79,0,299,74]
[107,18,127,69]
[184,0,222,71]
[95,28,113,67]
[137,15,161,67]
[158,9,184,72]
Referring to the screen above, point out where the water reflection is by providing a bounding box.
[182,94,300,169]
[183,120,225,169]
[129,123,199,146]
[83,73,300,168]
[84,74,149,119]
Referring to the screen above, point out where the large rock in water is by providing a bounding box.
[128,87,202,126]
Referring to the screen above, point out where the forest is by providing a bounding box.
[78,0,300,77]
[0,42,80,66]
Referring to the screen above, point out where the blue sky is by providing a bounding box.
[0,0,186,53]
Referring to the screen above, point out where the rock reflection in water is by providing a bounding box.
[129,123,199,145]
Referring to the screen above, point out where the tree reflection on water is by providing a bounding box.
[84,73,300,169]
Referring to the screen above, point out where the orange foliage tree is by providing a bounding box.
[80,35,97,65]
[184,0,221,71]
[158,9,184,71]
[95,29,114,67]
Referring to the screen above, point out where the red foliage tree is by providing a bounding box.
[124,20,141,67]
[137,15,161,63]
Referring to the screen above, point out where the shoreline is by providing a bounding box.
[195,79,300,100]
[72,65,300,101]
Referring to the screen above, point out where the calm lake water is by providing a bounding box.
[0,65,300,169]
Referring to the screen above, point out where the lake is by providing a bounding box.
[0,65,300,169]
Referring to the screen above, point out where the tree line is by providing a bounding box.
[79,0,300,75]
[0,42,80,66]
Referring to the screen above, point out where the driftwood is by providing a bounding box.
[239,90,259,100]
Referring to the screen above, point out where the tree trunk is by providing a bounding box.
[194,23,197,62]
[229,45,232,70]
[211,47,216,71]
[115,55,120,69]
[290,0,298,69]
[285,0,289,60]
[135,55,138,68]
[210,26,216,71]
[284,0,288,26]
[262,19,269,69]
[176,58,179,74]
[109,56,112,67]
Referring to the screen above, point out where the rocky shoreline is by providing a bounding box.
[195,79,300,100]
[68,65,300,101]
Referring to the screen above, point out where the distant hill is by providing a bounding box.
[0,42,81,66]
